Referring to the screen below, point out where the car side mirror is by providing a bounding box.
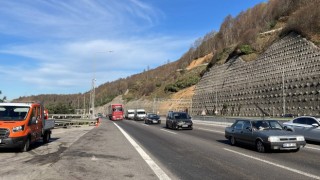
[312,123,319,127]
[31,117,38,124]
[284,126,294,131]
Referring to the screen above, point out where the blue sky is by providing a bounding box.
[0,0,266,100]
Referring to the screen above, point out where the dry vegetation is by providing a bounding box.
[13,0,320,113]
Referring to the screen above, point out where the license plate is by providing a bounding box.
[283,143,296,147]
[153,120,158,123]
[182,125,188,128]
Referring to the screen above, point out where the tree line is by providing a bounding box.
[13,0,320,113]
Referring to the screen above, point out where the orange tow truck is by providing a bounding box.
[0,102,55,152]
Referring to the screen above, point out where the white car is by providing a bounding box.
[283,116,320,142]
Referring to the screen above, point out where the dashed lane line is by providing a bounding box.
[224,148,320,180]
[305,146,320,151]
[192,121,230,127]
[160,129,177,135]
[196,128,224,134]
[114,123,171,180]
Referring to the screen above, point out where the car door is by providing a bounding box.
[232,120,245,143]
[291,118,307,135]
[304,118,320,141]
[239,120,255,145]
[29,107,39,142]
[167,112,173,128]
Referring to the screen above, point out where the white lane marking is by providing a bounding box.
[160,129,177,135]
[197,128,224,134]
[224,148,320,180]
[305,146,320,151]
[192,121,230,127]
[114,123,171,180]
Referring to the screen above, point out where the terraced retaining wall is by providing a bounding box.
[192,33,320,117]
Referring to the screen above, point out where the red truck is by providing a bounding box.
[108,104,124,120]
[0,102,55,152]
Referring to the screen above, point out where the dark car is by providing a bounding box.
[225,119,306,153]
[283,116,320,142]
[144,113,161,124]
[166,111,193,130]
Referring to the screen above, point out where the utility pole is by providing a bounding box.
[91,50,113,119]
[83,95,86,115]
[91,78,96,118]
[282,67,285,116]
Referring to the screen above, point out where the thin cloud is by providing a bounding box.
[0,0,163,39]
[0,36,194,94]
[0,0,193,100]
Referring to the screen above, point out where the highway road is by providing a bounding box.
[116,119,320,180]
[0,119,319,180]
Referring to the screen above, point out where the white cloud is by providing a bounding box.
[0,0,164,39]
[0,35,194,99]
[0,0,195,100]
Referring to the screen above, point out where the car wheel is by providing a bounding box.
[43,131,50,144]
[256,140,266,153]
[166,122,169,128]
[21,138,30,152]
[230,136,236,145]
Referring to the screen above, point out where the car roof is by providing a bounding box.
[293,116,320,121]
[171,111,187,114]
[235,119,278,122]
[0,103,32,107]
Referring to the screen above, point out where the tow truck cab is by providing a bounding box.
[0,102,54,152]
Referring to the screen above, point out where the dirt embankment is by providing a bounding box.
[96,56,207,115]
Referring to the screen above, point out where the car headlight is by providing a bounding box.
[296,136,305,141]
[268,136,280,142]
[13,125,24,132]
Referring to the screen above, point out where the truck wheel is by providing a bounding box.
[43,131,50,144]
[21,138,30,152]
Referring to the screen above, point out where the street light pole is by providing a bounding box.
[91,50,113,119]
[91,78,96,118]
[282,67,285,116]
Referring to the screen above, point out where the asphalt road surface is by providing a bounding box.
[116,119,320,180]
[0,119,319,180]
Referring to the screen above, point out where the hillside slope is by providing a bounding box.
[13,0,320,115]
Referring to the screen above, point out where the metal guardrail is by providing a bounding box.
[192,115,292,123]
[50,114,91,119]
[54,118,98,128]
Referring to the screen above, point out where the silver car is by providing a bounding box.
[283,116,320,142]
[225,120,306,153]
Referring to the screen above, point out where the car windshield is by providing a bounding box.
[0,106,30,121]
[148,114,158,118]
[252,120,283,130]
[173,113,188,119]
[137,111,145,114]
